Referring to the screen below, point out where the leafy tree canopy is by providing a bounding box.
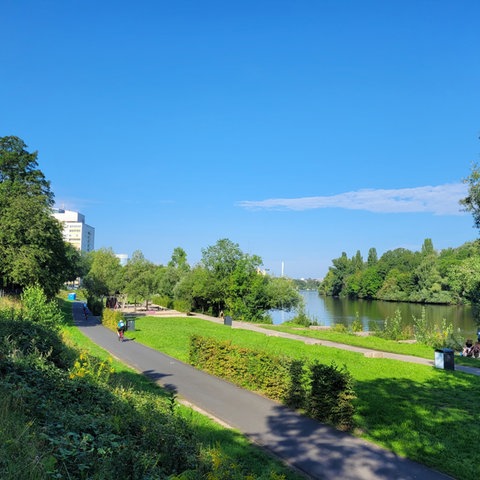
[0,136,53,205]
[460,161,480,230]
[0,136,73,297]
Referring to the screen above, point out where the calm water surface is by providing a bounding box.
[271,290,480,337]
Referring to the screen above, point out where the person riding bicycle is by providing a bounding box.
[117,319,126,341]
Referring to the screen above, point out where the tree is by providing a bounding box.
[421,238,435,256]
[358,265,383,299]
[83,248,122,299]
[200,239,246,314]
[322,252,351,297]
[0,136,53,205]
[265,276,302,311]
[367,247,378,267]
[122,250,157,308]
[351,250,364,272]
[168,247,190,273]
[460,162,480,230]
[0,136,73,298]
[194,238,301,321]
[449,256,480,303]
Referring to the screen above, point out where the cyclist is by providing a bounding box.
[117,319,126,341]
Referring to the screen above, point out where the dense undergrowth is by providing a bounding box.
[0,288,302,480]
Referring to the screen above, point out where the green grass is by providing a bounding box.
[0,391,46,480]
[261,321,480,368]
[125,315,480,480]
[259,323,438,357]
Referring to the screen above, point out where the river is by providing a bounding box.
[270,290,480,337]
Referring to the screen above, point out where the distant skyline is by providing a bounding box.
[2,1,479,278]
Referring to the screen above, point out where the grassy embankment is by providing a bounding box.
[124,314,480,480]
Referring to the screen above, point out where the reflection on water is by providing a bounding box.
[270,290,480,336]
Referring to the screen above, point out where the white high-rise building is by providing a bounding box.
[52,208,95,252]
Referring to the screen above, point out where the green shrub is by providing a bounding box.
[413,308,463,349]
[291,306,316,327]
[21,285,64,330]
[305,361,356,431]
[174,299,192,313]
[189,335,356,430]
[190,335,292,401]
[350,312,363,333]
[152,295,172,309]
[284,359,306,409]
[376,309,410,341]
[102,308,124,331]
[87,296,103,316]
[331,323,348,333]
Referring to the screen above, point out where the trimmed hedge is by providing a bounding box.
[189,335,356,431]
[102,308,125,331]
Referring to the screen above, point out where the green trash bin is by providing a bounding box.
[127,319,136,331]
[434,348,454,370]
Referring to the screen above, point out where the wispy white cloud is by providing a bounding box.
[237,183,468,215]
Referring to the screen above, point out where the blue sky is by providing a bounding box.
[2,0,479,278]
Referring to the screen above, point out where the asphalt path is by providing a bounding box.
[73,302,454,480]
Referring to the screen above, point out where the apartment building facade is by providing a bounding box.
[52,208,95,252]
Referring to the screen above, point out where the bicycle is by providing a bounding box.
[117,328,125,342]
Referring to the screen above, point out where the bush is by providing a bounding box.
[305,361,356,431]
[101,308,124,331]
[350,312,363,333]
[189,335,292,401]
[87,296,103,316]
[21,285,64,330]
[290,306,317,327]
[331,323,348,333]
[189,335,356,430]
[151,295,172,309]
[413,308,463,349]
[376,309,411,341]
[173,299,192,313]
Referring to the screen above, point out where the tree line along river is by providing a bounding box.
[271,290,480,338]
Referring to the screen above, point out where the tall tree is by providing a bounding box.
[0,136,72,297]
[122,250,157,308]
[168,247,190,273]
[0,136,53,204]
[460,162,480,230]
[83,248,122,299]
[367,247,378,267]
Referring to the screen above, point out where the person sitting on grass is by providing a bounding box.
[462,339,474,357]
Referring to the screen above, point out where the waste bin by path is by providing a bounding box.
[434,348,454,370]
[127,319,136,331]
[224,315,232,327]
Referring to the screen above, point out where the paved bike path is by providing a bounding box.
[73,303,453,480]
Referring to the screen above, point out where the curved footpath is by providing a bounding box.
[73,302,455,480]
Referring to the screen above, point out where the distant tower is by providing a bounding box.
[281,261,284,277]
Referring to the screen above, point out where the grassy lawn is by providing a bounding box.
[259,322,480,368]
[259,323,440,357]
[125,315,480,480]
